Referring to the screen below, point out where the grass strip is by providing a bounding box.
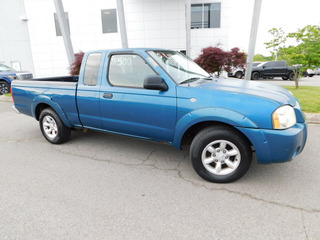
[283,86,320,113]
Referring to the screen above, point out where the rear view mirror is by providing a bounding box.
[144,75,168,91]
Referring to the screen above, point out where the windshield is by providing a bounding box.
[257,62,267,67]
[0,64,16,72]
[148,50,210,84]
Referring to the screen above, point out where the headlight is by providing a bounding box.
[272,105,296,129]
[7,75,16,80]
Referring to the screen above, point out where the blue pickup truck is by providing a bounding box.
[11,48,307,183]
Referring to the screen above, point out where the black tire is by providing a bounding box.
[289,72,295,81]
[251,72,260,80]
[0,81,10,95]
[268,77,274,79]
[235,71,243,79]
[39,108,71,144]
[190,126,252,183]
[308,74,314,77]
[282,77,289,80]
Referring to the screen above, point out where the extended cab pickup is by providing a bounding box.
[11,49,307,183]
[251,61,296,80]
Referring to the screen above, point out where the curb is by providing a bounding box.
[305,113,320,124]
[1,95,319,124]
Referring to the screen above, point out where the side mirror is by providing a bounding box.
[144,75,168,91]
[263,65,266,69]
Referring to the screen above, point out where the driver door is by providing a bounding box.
[99,53,177,142]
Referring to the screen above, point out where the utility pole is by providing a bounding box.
[185,0,191,56]
[244,0,262,80]
[53,0,75,65]
[117,0,128,48]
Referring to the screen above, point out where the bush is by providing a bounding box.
[195,47,246,76]
[69,51,84,75]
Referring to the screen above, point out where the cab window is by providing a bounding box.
[108,54,156,88]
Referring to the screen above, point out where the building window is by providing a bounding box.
[191,3,221,29]
[101,9,118,33]
[54,12,70,36]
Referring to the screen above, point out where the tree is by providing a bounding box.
[277,45,305,89]
[264,28,286,60]
[265,25,320,89]
[69,51,84,75]
[194,47,246,77]
[287,25,320,68]
[253,54,273,62]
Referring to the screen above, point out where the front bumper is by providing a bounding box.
[237,122,307,164]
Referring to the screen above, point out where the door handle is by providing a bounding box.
[103,93,113,99]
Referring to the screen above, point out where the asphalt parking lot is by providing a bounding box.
[258,74,320,87]
[0,97,320,239]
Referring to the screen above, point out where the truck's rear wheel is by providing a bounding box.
[190,126,252,183]
[39,108,71,144]
[289,72,295,81]
[251,72,260,80]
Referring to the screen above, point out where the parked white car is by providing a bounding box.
[303,69,316,77]
[227,67,244,78]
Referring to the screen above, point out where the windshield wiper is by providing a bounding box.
[179,77,212,85]
[179,78,200,85]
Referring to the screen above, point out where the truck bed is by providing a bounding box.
[30,76,78,82]
[11,77,81,126]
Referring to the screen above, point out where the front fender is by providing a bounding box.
[172,108,258,149]
[0,77,11,85]
[31,95,72,128]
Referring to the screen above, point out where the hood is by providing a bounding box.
[0,71,30,75]
[187,78,297,106]
[0,71,17,76]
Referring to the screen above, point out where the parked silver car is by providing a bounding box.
[228,62,261,79]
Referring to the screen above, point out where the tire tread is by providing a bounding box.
[39,108,71,144]
[190,125,252,183]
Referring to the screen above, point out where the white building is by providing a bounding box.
[0,0,35,73]
[2,0,231,77]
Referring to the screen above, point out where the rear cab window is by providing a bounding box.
[83,53,102,86]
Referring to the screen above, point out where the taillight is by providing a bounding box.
[11,86,15,104]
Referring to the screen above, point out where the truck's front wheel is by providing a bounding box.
[39,108,71,144]
[0,81,10,95]
[235,71,243,79]
[190,126,252,183]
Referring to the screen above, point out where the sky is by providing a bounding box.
[228,0,320,56]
